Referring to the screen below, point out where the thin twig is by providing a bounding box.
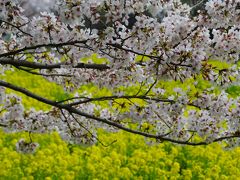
[71,113,117,147]
[0,19,33,37]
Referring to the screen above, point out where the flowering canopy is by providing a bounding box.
[0,0,240,152]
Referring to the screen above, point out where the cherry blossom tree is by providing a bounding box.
[0,0,240,153]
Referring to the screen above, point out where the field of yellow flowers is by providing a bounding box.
[1,128,240,179]
[0,68,240,179]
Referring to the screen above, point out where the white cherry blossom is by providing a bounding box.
[0,0,240,152]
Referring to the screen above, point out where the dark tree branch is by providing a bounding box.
[0,40,88,58]
[0,123,8,127]
[67,95,174,106]
[0,58,110,70]
[15,67,73,77]
[172,25,199,49]
[0,19,33,37]
[106,43,163,60]
[70,113,117,147]
[0,80,239,146]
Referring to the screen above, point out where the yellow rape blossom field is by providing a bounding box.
[0,68,240,179]
[0,129,240,179]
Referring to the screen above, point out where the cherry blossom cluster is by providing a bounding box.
[0,0,240,152]
[15,138,39,153]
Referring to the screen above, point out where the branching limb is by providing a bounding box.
[67,95,174,106]
[0,19,33,37]
[106,43,163,60]
[0,58,110,70]
[0,40,88,58]
[0,80,239,146]
[0,123,7,127]
[70,113,117,147]
[15,66,73,77]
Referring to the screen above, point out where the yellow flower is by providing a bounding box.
[25,176,34,180]
[63,172,75,180]
[171,162,180,174]
[24,167,33,175]
[182,169,192,180]
[119,167,133,179]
